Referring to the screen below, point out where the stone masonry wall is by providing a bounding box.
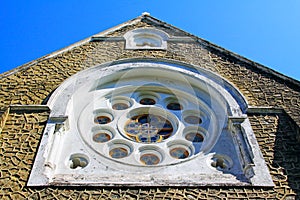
[0,108,9,134]
[0,20,300,199]
[0,111,299,199]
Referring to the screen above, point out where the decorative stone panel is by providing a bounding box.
[123,28,169,50]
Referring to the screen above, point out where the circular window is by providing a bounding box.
[94,110,113,124]
[184,116,202,125]
[91,126,115,144]
[108,142,132,159]
[183,126,207,143]
[119,107,178,144]
[113,103,129,110]
[182,110,208,126]
[168,141,194,160]
[95,116,111,124]
[109,147,128,159]
[140,98,156,105]
[138,92,159,106]
[111,96,132,110]
[93,132,111,143]
[138,146,163,166]
[140,153,160,165]
[79,88,216,167]
[185,132,204,142]
[170,147,189,159]
[167,102,183,110]
[164,97,185,111]
[94,129,114,143]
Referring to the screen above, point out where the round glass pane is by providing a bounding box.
[93,132,111,143]
[112,103,129,110]
[140,153,160,165]
[185,132,204,142]
[95,116,112,124]
[184,116,202,124]
[109,147,128,159]
[170,147,189,159]
[140,98,156,105]
[167,102,183,110]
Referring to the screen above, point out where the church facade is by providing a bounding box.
[0,14,299,199]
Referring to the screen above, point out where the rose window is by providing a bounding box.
[77,88,213,166]
[28,61,273,187]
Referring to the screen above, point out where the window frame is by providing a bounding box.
[28,59,274,187]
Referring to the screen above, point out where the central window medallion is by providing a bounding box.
[120,107,176,143]
[125,114,172,143]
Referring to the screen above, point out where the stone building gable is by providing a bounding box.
[104,15,191,37]
[1,14,299,127]
[0,14,300,199]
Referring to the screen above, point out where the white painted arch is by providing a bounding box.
[28,58,273,187]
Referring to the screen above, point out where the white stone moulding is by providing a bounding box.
[28,59,274,187]
[123,28,169,50]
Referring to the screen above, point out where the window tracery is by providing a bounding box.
[28,60,273,187]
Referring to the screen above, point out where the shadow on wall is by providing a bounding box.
[273,113,300,198]
[252,112,300,198]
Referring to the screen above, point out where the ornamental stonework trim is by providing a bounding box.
[123,28,169,50]
[28,59,274,187]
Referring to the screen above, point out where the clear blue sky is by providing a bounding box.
[1,1,299,81]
